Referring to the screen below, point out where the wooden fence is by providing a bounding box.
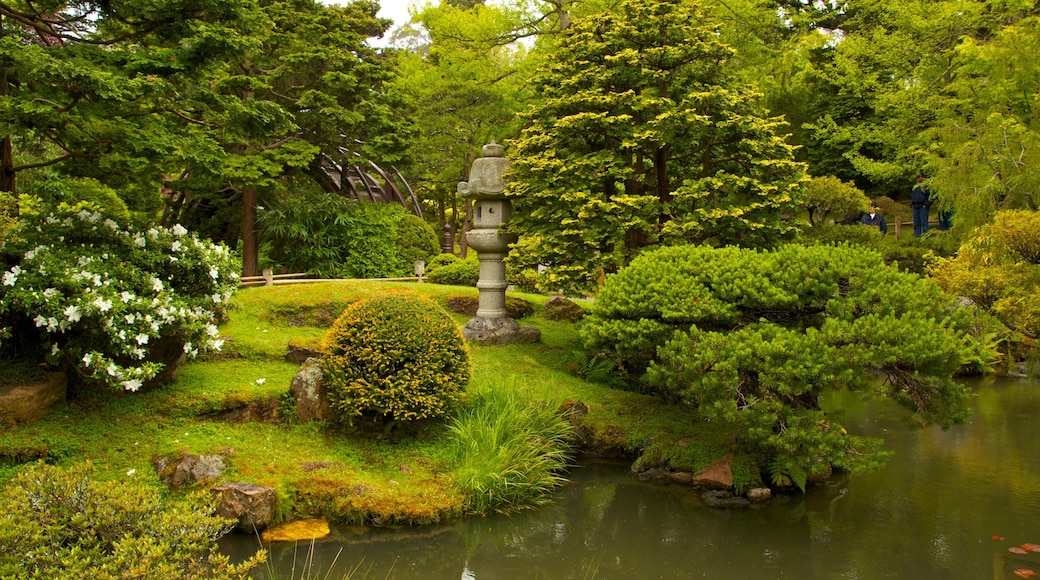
[891,218,943,241]
[240,264,426,288]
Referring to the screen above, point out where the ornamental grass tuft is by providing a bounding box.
[448,380,574,514]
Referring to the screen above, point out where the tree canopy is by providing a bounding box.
[507,0,806,294]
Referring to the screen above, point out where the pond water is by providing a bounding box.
[222,377,1040,579]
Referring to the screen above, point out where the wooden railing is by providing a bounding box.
[240,263,427,288]
[892,218,943,241]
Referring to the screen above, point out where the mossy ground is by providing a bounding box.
[0,281,749,525]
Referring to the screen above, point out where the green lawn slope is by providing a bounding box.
[0,281,746,525]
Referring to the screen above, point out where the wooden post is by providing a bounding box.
[262,268,273,286]
[894,219,902,241]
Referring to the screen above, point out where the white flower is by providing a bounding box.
[151,278,163,293]
[43,288,58,298]
[125,314,136,324]
[121,291,134,303]
[64,305,82,323]
[34,315,47,327]
[77,209,92,221]
[104,219,119,230]
[83,353,94,365]
[126,468,136,477]
[209,338,224,351]
[122,379,143,392]
[47,317,58,331]
[205,324,219,337]
[107,364,119,377]
[93,297,113,312]
[147,228,159,239]
[131,348,145,360]
[183,342,193,353]
[209,268,219,280]
[170,240,182,252]
[133,234,146,247]
[135,333,150,345]
[92,274,103,286]
[211,294,222,303]
[51,343,60,356]
[2,265,20,286]
[172,224,188,236]
[255,378,266,385]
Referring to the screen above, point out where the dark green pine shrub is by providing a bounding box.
[0,463,262,579]
[581,244,998,489]
[320,290,471,423]
[427,254,479,286]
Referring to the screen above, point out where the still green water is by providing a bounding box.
[223,377,1040,579]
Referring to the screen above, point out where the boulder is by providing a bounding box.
[690,455,734,490]
[290,358,331,422]
[0,371,66,425]
[747,487,772,503]
[286,344,321,364]
[701,490,750,509]
[156,454,226,489]
[211,482,277,532]
[543,296,586,322]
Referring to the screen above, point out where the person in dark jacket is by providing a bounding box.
[910,175,931,237]
[860,202,887,235]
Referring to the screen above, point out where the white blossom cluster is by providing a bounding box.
[0,208,239,391]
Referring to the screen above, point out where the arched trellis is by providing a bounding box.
[307,152,423,219]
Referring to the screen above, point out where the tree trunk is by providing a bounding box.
[241,185,258,277]
[0,41,14,194]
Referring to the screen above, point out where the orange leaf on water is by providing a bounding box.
[994,535,1007,541]
[1010,547,1030,555]
[1013,570,1037,579]
[1023,543,1040,553]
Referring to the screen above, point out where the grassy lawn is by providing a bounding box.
[0,281,745,525]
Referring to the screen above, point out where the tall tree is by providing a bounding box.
[508,0,805,294]
[0,0,249,212]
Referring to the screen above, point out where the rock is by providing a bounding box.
[156,454,226,489]
[286,344,321,364]
[212,482,277,532]
[669,471,694,485]
[701,490,750,509]
[261,518,330,543]
[690,455,734,490]
[0,371,66,425]
[543,296,586,322]
[290,358,331,422]
[214,397,279,423]
[747,487,772,503]
[462,316,541,345]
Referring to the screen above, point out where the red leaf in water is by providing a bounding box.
[994,535,1008,541]
[1010,547,1029,555]
[1023,543,1040,553]
[1013,569,1037,579]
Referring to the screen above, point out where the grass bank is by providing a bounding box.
[0,281,746,525]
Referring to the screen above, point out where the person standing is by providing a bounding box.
[910,175,931,237]
[860,202,887,235]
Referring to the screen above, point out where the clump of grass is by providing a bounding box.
[448,380,574,514]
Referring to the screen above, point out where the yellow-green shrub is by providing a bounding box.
[320,290,471,423]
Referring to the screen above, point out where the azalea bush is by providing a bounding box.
[0,462,263,579]
[0,206,239,391]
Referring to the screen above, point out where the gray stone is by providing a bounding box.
[543,296,586,322]
[156,454,226,489]
[701,490,750,509]
[290,358,331,422]
[463,316,541,345]
[211,482,277,532]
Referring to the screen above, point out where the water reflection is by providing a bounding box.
[223,378,1040,579]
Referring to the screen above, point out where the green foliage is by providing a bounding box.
[508,0,806,294]
[0,206,239,391]
[427,254,479,287]
[395,213,440,272]
[257,191,405,279]
[426,252,461,271]
[798,223,883,248]
[448,381,573,514]
[0,463,263,579]
[582,244,997,483]
[800,175,871,227]
[320,290,471,423]
[931,209,1040,340]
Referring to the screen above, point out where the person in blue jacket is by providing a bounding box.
[860,202,887,235]
[910,175,931,237]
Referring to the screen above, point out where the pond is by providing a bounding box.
[222,377,1040,579]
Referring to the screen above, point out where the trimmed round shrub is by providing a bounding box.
[320,290,471,423]
[426,252,460,272]
[427,254,479,286]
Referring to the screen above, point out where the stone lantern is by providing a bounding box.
[457,143,540,345]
